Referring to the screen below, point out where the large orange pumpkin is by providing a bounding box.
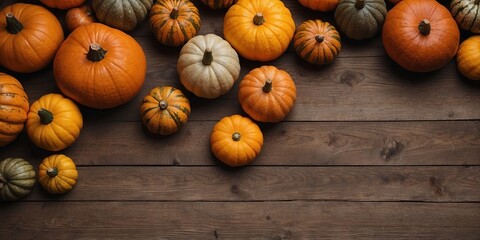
[298,0,339,12]
[40,0,85,10]
[382,0,460,72]
[0,73,29,147]
[238,66,297,123]
[0,3,64,73]
[223,0,295,62]
[53,23,147,109]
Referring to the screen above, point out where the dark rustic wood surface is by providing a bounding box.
[1,0,479,239]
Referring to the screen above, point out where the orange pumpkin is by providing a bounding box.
[0,3,64,73]
[223,0,295,62]
[65,5,96,32]
[293,19,341,65]
[238,66,297,123]
[54,23,147,109]
[457,36,480,81]
[298,0,339,12]
[40,0,85,10]
[38,154,78,194]
[140,86,191,135]
[382,0,460,72]
[0,73,29,147]
[210,115,263,167]
[149,0,201,47]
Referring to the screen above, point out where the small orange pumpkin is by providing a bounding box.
[298,0,339,12]
[40,0,85,10]
[65,5,96,32]
[140,86,191,135]
[238,66,297,123]
[0,73,29,147]
[457,36,480,81]
[38,154,78,194]
[293,20,341,65]
[210,115,263,167]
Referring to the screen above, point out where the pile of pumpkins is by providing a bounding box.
[1,0,480,201]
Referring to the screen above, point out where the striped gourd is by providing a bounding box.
[293,20,341,65]
[0,73,29,147]
[200,0,237,9]
[450,0,480,33]
[140,86,191,135]
[149,0,201,47]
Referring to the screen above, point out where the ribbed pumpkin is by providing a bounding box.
[177,34,240,99]
[40,0,85,10]
[457,36,480,81]
[149,0,201,47]
[65,5,96,32]
[238,66,297,123]
[38,154,78,194]
[140,86,191,135]
[26,93,83,152]
[450,0,480,34]
[223,0,295,62]
[0,158,36,201]
[298,0,339,12]
[210,115,263,167]
[334,0,387,40]
[0,3,64,73]
[54,23,147,109]
[383,0,460,72]
[92,0,153,31]
[293,20,341,65]
[200,0,237,9]
[0,73,29,147]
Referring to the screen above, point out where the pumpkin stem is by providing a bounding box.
[232,132,241,141]
[86,43,107,62]
[170,7,179,19]
[5,12,23,34]
[262,79,273,93]
[253,12,265,26]
[202,49,213,65]
[0,173,6,188]
[315,35,324,43]
[418,19,431,36]
[159,100,168,110]
[354,0,365,10]
[47,168,58,177]
[38,108,54,125]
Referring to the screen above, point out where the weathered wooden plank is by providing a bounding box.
[1,202,479,239]
[19,166,480,202]
[2,121,479,166]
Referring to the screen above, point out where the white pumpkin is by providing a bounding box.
[177,34,241,99]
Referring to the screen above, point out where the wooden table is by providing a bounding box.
[1,0,480,239]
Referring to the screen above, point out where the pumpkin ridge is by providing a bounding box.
[468,5,480,30]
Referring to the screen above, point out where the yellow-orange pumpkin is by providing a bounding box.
[38,154,78,194]
[457,36,480,81]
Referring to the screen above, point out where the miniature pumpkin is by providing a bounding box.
[223,0,295,62]
[0,3,64,73]
[334,0,387,40]
[40,0,85,10]
[450,0,480,34]
[92,0,153,31]
[293,20,341,65]
[38,154,78,194]
[200,0,237,9]
[0,158,36,201]
[65,5,96,32]
[298,0,339,12]
[457,36,480,81]
[177,34,240,99]
[0,73,29,147]
[149,0,201,47]
[26,93,83,152]
[383,0,460,72]
[210,115,263,167]
[238,66,297,123]
[54,23,147,109]
[140,86,191,135]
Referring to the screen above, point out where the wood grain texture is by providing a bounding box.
[1,202,479,239]
[19,166,480,202]
[2,121,479,166]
